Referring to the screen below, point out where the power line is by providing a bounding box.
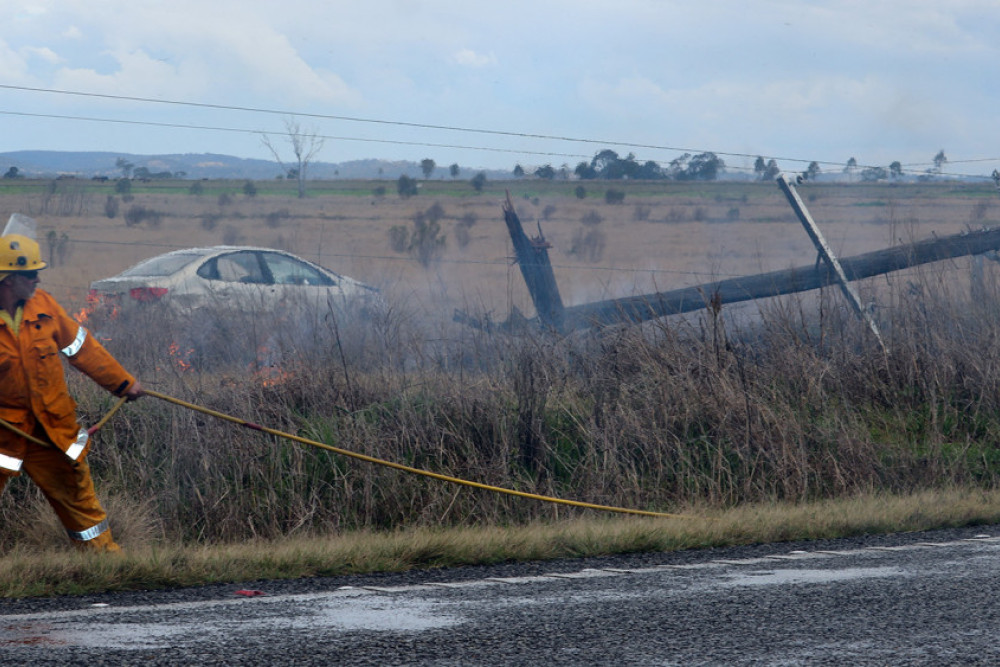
[12,106,981,178]
[1,105,992,180]
[0,110,594,162]
[0,83,841,168]
[2,84,997,178]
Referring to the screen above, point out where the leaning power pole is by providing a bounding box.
[776,173,887,355]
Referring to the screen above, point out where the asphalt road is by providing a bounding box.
[4,525,1000,665]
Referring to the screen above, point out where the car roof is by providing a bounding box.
[111,246,332,279]
[154,245,296,257]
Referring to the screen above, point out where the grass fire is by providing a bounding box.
[4,176,1000,595]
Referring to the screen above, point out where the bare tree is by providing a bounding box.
[262,118,325,198]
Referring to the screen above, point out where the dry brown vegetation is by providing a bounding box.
[2,177,1000,551]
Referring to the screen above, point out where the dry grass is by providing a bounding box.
[2,487,999,599]
[3,178,995,326]
[3,178,1000,593]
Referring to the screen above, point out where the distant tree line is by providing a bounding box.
[572,149,725,181]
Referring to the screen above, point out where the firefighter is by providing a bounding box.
[0,233,144,552]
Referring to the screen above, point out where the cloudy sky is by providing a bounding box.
[0,0,997,178]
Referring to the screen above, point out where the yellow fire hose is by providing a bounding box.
[2,390,701,520]
[144,390,700,520]
[0,395,128,447]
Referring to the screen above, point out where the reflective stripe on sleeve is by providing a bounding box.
[64,428,88,461]
[67,518,109,542]
[60,326,87,357]
[0,452,23,472]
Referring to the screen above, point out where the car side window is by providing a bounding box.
[262,253,334,286]
[199,252,269,284]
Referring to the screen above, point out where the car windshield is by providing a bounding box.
[118,252,205,277]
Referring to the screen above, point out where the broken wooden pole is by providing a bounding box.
[558,225,1000,333]
[502,191,565,330]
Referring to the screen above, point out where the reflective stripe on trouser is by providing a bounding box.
[67,518,109,541]
[1,436,119,551]
[0,451,23,472]
[64,428,88,461]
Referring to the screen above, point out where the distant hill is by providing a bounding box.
[0,150,507,180]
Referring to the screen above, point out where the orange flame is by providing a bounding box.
[168,341,194,371]
[253,344,293,386]
[73,292,118,325]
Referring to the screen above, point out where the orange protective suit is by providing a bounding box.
[0,288,136,551]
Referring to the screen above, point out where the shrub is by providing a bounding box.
[665,208,686,223]
[408,211,446,267]
[200,213,222,231]
[470,172,487,192]
[189,181,204,195]
[243,180,258,197]
[575,185,587,200]
[605,189,625,204]
[104,195,119,219]
[425,201,446,223]
[454,224,472,250]
[971,200,992,223]
[569,227,606,262]
[265,209,290,229]
[397,175,418,198]
[388,225,409,253]
[581,210,603,227]
[124,205,162,228]
[45,230,72,267]
[222,225,243,245]
[454,212,478,250]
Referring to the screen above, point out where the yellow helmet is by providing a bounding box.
[0,234,47,281]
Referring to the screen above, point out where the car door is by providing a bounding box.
[195,250,278,313]
[259,251,346,318]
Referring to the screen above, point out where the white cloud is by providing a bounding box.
[21,46,62,64]
[0,39,29,80]
[52,49,191,98]
[451,49,496,67]
[0,0,997,171]
[580,73,906,129]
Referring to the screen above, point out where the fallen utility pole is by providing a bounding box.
[456,199,1000,334]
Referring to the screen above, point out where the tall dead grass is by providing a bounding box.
[3,180,1000,551]
[3,253,1000,550]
